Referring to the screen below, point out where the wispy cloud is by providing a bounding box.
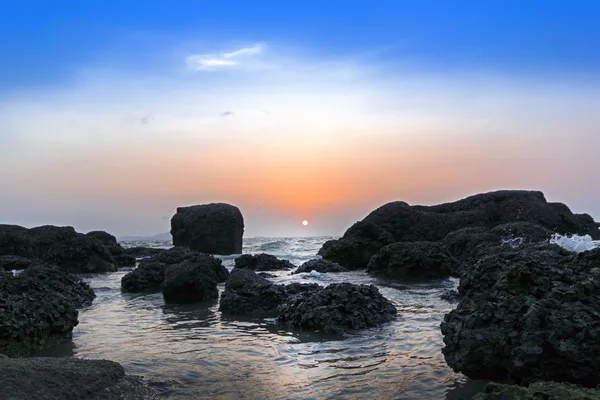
[186,43,266,71]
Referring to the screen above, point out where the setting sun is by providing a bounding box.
[302,220,309,226]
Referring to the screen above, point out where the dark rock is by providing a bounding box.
[440,289,460,303]
[27,225,79,257]
[319,191,600,268]
[171,203,244,255]
[441,248,600,387]
[0,255,35,271]
[294,258,348,274]
[121,247,228,293]
[318,221,394,269]
[43,235,117,273]
[257,272,277,278]
[473,381,600,400]
[162,256,223,304]
[113,254,137,267]
[0,357,158,400]
[0,264,95,356]
[122,246,166,258]
[367,241,456,280]
[235,253,295,271]
[219,268,287,316]
[86,230,118,246]
[277,283,397,333]
[0,226,34,258]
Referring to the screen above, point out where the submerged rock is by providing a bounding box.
[171,203,244,255]
[0,264,95,356]
[441,248,600,387]
[235,253,295,271]
[162,256,223,304]
[277,283,397,333]
[367,241,456,280]
[0,357,158,400]
[473,381,600,400]
[293,259,348,274]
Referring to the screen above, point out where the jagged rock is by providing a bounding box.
[0,255,35,271]
[219,268,287,316]
[440,289,460,303]
[162,256,223,304]
[277,283,397,333]
[293,259,348,274]
[441,248,600,387]
[0,264,95,356]
[473,381,600,400]
[113,254,137,267]
[86,231,138,267]
[235,253,295,271]
[0,357,158,400]
[121,247,228,293]
[170,203,244,255]
[367,241,456,280]
[319,191,599,268]
[86,230,118,246]
[43,235,117,273]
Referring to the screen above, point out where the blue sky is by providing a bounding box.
[1,1,599,237]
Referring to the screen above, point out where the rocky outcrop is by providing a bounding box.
[318,191,599,268]
[441,247,600,387]
[43,235,117,273]
[171,203,244,255]
[234,253,295,271]
[277,283,397,333]
[473,381,600,400]
[0,264,95,356]
[121,247,228,293]
[219,268,288,316]
[293,258,348,274]
[0,357,158,400]
[162,255,224,304]
[367,241,456,280]
[0,255,35,271]
[86,231,137,267]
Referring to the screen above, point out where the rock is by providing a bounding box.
[43,235,117,273]
[367,241,456,280]
[319,191,600,268]
[440,289,460,303]
[0,255,35,271]
[86,230,118,246]
[121,247,228,293]
[219,268,287,316]
[235,253,295,271]
[113,253,137,267]
[0,226,34,258]
[0,264,95,356]
[86,231,139,267]
[277,283,397,333]
[318,221,395,269]
[171,203,244,255]
[162,255,224,303]
[293,259,348,274]
[122,246,166,258]
[257,272,277,278]
[441,248,600,387]
[473,381,600,400]
[0,357,158,400]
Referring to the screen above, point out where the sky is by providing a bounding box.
[1,0,599,238]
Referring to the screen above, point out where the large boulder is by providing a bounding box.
[171,203,244,255]
[0,264,95,356]
[87,231,136,267]
[219,268,287,316]
[162,255,223,304]
[43,235,117,273]
[367,241,456,280]
[234,253,295,271]
[121,247,228,293]
[473,381,600,400]
[319,191,599,268]
[441,247,600,387]
[0,357,158,400]
[293,259,348,274]
[277,283,397,333]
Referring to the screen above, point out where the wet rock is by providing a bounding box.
[319,191,600,268]
[318,220,395,269]
[0,255,35,271]
[121,247,228,293]
[0,357,158,400]
[234,253,295,271]
[367,241,456,280]
[441,248,600,387]
[219,268,287,316]
[473,381,600,400]
[257,272,277,278]
[162,255,223,304]
[86,231,136,267]
[0,226,34,258]
[171,203,244,255]
[86,230,118,246]
[0,264,95,356]
[43,235,117,273]
[277,283,397,333]
[113,253,137,267]
[293,259,348,274]
[440,289,460,303]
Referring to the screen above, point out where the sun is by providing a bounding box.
[302,220,309,226]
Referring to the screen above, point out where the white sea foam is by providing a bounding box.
[300,270,325,279]
[550,233,600,253]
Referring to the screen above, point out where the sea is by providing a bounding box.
[35,235,600,399]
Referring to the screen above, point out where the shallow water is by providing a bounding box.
[37,237,489,399]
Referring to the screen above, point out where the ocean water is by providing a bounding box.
[35,235,599,399]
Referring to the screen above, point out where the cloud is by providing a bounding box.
[221,111,234,116]
[186,43,266,71]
